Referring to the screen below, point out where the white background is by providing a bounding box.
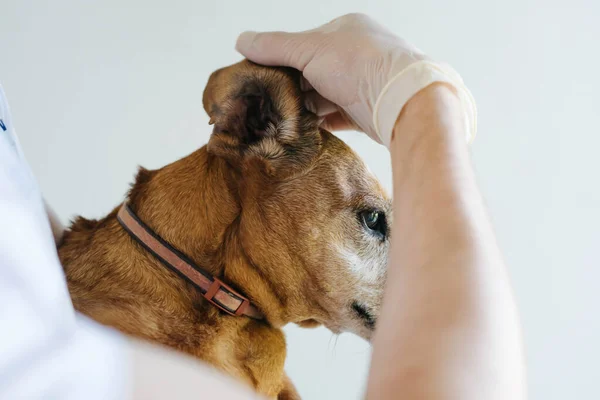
[1,0,598,399]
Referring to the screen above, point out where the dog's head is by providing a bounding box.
[201,60,390,340]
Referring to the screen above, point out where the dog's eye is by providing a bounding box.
[362,211,380,229]
[359,210,387,239]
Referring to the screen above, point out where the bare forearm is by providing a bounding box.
[368,84,526,399]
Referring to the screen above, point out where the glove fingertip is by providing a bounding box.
[235,31,259,54]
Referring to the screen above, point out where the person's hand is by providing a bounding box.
[236,13,476,147]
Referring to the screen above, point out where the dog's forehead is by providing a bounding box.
[317,133,389,206]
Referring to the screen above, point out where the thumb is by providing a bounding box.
[236,30,320,71]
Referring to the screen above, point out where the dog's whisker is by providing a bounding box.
[333,334,340,357]
[328,332,336,352]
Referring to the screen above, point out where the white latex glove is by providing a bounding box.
[236,13,477,148]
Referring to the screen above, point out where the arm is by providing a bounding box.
[367,83,526,399]
[236,14,526,400]
[44,200,65,245]
[130,339,260,400]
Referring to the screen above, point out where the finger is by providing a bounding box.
[321,112,357,132]
[236,30,320,71]
[304,91,338,117]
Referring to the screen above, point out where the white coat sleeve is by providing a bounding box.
[0,84,131,400]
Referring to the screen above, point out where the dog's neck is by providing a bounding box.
[124,146,290,326]
[60,146,295,396]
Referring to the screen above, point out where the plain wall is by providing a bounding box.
[1,0,598,398]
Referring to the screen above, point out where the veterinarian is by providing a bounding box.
[0,14,525,400]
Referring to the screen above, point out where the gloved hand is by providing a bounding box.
[236,13,476,148]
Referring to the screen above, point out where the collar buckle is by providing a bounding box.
[204,277,251,316]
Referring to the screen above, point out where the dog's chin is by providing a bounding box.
[322,323,374,343]
[353,325,376,342]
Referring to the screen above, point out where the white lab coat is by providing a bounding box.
[0,84,129,399]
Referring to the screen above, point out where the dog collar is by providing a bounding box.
[117,203,264,320]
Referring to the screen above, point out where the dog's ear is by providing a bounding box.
[203,60,321,178]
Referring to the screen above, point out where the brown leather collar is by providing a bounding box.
[117,203,264,320]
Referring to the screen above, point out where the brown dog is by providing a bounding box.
[59,60,391,399]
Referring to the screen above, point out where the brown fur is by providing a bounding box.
[59,60,390,398]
